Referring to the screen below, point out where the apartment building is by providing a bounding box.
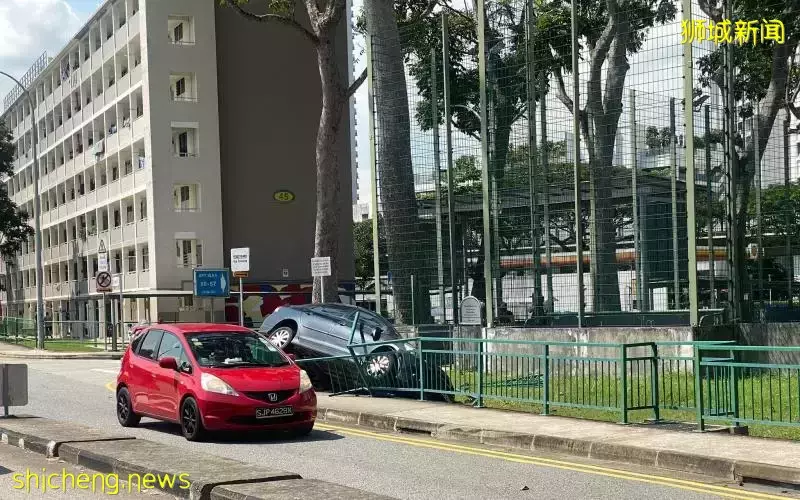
[1,0,355,331]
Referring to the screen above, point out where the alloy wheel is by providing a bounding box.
[269,328,293,348]
[182,404,197,435]
[366,353,392,377]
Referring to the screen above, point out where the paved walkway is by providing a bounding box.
[315,393,800,485]
[0,341,122,359]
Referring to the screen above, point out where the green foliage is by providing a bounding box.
[353,219,387,285]
[0,123,33,260]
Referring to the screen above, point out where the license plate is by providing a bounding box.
[255,407,293,419]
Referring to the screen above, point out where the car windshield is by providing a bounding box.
[185,331,290,368]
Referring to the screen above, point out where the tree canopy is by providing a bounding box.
[0,123,33,262]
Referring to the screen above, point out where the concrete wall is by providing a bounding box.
[214,2,355,284]
[736,322,800,365]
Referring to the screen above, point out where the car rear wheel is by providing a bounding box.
[268,325,296,349]
[180,397,205,441]
[116,387,140,427]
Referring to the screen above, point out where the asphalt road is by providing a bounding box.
[8,358,800,500]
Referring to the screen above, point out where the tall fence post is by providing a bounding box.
[542,344,550,415]
[570,0,584,326]
[683,0,698,325]
[669,98,680,310]
[619,344,628,424]
[630,90,643,312]
[367,34,382,317]
[704,105,716,309]
[476,0,494,327]
[441,14,458,326]
[431,48,446,324]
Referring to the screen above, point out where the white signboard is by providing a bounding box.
[282,268,289,278]
[98,252,109,274]
[112,275,121,291]
[231,247,250,273]
[460,296,483,326]
[311,257,331,277]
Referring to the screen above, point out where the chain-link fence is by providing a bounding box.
[363,0,800,327]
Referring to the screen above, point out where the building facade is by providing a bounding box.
[1,0,354,333]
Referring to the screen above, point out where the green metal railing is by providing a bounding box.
[295,323,800,436]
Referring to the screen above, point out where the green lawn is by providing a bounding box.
[0,338,105,352]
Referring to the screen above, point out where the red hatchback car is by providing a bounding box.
[115,323,317,441]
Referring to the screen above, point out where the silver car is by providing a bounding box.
[259,303,411,377]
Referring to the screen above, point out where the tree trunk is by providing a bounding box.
[365,0,432,324]
[312,37,345,304]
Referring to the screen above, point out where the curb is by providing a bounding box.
[0,350,123,360]
[0,417,395,500]
[317,407,800,487]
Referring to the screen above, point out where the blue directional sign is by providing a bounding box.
[193,269,230,297]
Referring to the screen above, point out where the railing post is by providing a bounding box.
[620,344,628,424]
[694,344,705,431]
[651,343,660,422]
[418,338,425,401]
[542,344,550,415]
[729,347,739,426]
[475,338,484,408]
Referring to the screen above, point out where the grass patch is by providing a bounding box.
[0,338,104,352]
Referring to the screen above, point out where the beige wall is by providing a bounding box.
[213,2,355,284]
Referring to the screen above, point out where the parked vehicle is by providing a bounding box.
[259,303,454,400]
[115,323,317,441]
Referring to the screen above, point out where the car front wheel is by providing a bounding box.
[363,350,397,381]
[180,397,206,441]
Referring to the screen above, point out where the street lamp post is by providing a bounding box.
[1,71,45,349]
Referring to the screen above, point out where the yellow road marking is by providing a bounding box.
[316,423,793,500]
[101,381,791,500]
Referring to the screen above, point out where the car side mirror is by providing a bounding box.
[372,328,382,341]
[158,357,178,371]
[286,353,296,362]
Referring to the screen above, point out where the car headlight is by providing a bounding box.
[299,370,313,393]
[201,373,239,396]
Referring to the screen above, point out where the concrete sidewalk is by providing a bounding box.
[314,393,800,487]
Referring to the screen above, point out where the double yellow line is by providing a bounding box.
[315,423,793,500]
[101,380,791,499]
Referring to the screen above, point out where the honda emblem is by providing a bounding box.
[268,393,278,402]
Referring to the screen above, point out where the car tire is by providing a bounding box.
[268,325,296,349]
[116,387,141,427]
[289,423,314,438]
[363,350,397,382]
[180,397,206,441]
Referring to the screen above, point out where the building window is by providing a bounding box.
[139,199,147,220]
[173,184,199,211]
[141,246,149,270]
[176,78,185,97]
[174,23,183,43]
[127,250,136,272]
[126,205,134,224]
[114,251,122,273]
[113,209,121,228]
[176,239,202,268]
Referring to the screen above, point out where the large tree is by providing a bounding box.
[224,0,367,303]
[0,123,34,292]
[696,0,800,319]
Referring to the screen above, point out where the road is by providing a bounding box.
[8,358,800,500]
